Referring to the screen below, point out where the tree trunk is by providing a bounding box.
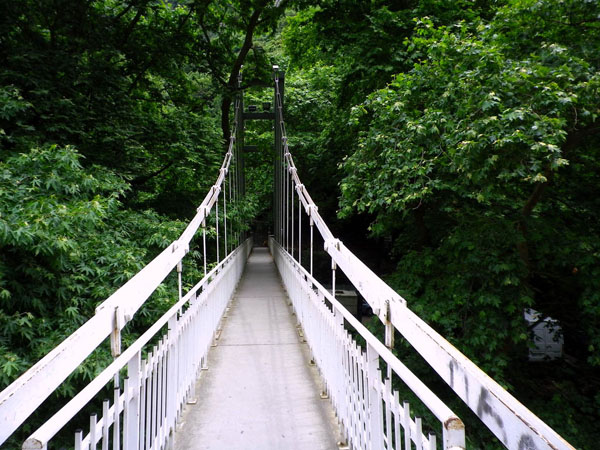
[220,4,266,147]
[517,123,598,269]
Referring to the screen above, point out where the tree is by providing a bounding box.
[335,1,600,445]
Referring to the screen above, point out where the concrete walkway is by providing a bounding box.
[174,247,339,450]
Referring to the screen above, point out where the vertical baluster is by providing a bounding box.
[151,346,159,447]
[298,193,302,267]
[162,344,168,446]
[216,188,220,263]
[156,345,163,446]
[202,218,207,277]
[167,315,178,442]
[201,300,209,371]
[427,433,436,450]
[281,143,284,245]
[138,360,147,450]
[340,343,349,445]
[403,402,411,450]
[309,214,314,277]
[145,356,152,450]
[385,378,392,449]
[331,258,336,297]
[113,382,121,450]
[278,83,282,243]
[75,429,83,450]
[228,167,232,254]
[123,377,131,450]
[285,162,289,252]
[90,413,98,450]
[224,176,228,255]
[355,348,364,446]
[291,176,294,259]
[281,142,285,246]
[177,261,183,302]
[415,418,423,450]
[385,319,394,381]
[102,400,109,450]
[360,349,368,446]
[394,391,401,450]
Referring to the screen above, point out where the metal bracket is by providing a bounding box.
[197,205,209,217]
[172,241,189,255]
[384,299,391,323]
[324,238,341,252]
[110,307,122,358]
[384,301,395,349]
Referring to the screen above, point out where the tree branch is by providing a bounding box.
[131,159,176,186]
[119,3,147,48]
[198,20,228,87]
[221,2,268,146]
[518,121,599,267]
[127,5,195,94]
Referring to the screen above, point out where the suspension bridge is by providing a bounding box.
[0,67,574,450]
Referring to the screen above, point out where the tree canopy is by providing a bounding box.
[282,0,600,447]
[1,0,599,447]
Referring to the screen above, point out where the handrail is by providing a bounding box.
[0,96,244,446]
[271,237,465,449]
[22,239,251,449]
[272,65,573,450]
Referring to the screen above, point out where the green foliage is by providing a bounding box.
[0,0,598,447]
[0,0,228,218]
[284,0,600,446]
[340,1,600,373]
[0,146,190,389]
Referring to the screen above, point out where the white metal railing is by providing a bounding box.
[271,238,464,450]
[23,238,251,450]
[271,65,574,450]
[0,89,247,447]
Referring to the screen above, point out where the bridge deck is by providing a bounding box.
[174,247,339,450]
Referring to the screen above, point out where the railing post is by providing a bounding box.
[298,192,302,267]
[167,314,179,441]
[291,175,295,259]
[333,308,349,448]
[123,351,140,450]
[442,415,466,450]
[309,214,314,277]
[112,381,120,450]
[224,175,228,255]
[177,261,183,302]
[384,300,394,380]
[331,259,337,297]
[216,188,220,263]
[202,218,207,277]
[367,343,384,450]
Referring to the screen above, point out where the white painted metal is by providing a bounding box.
[22,239,251,449]
[216,186,220,263]
[0,97,245,446]
[224,175,228,255]
[298,192,302,266]
[2,69,576,450]
[272,68,574,450]
[174,248,340,450]
[75,429,83,450]
[270,238,464,450]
